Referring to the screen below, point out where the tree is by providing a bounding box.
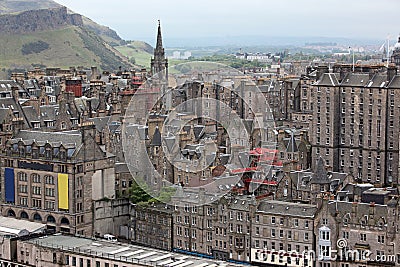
[128,179,152,204]
[157,186,177,203]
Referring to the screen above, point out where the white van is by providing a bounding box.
[103,234,118,242]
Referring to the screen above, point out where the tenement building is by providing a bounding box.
[0,123,115,235]
[171,188,257,264]
[250,200,317,267]
[311,66,400,186]
[130,203,173,251]
[314,198,400,267]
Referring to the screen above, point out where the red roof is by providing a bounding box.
[244,178,277,185]
[231,167,259,174]
[250,147,278,155]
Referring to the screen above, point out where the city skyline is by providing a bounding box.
[54,0,400,46]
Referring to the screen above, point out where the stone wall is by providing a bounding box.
[93,198,130,238]
[0,7,83,35]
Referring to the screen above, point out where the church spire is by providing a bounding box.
[151,20,168,76]
[156,19,163,53]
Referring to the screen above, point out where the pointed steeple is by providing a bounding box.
[151,20,168,76]
[156,20,163,53]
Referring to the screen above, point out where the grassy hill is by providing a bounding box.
[115,41,154,68]
[0,26,131,71]
[0,0,124,46]
[0,0,154,76]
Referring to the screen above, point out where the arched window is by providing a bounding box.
[18,172,27,181]
[47,215,56,223]
[33,213,42,222]
[60,217,70,225]
[45,175,54,185]
[20,211,29,219]
[31,173,41,183]
[7,209,16,217]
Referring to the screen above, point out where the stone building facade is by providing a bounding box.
[0,123,115,236]
[171,192,257,263]
[251,200,317,267]
[131,203,173,251]
[311,67,400,186]
[314,198,400,267]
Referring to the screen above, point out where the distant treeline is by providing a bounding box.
[305,42,337,46]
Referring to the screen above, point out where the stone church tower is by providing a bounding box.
[151,20,168,77]
[150,20,170,111]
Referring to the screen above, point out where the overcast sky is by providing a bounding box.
[55,0,399,45]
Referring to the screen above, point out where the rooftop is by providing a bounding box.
[257,200,317,218]
[0,216,46,237]
[28,234,244,267]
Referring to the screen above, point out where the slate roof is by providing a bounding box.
[15,130,81,147]
[312,157,330,184]
[257,200,317,218]
[0,80,23,92]
[193,125,205,140]
[164,136,176,152]
[328,201,389,225]
[315,73,340,87]
[341,73,370,87]
[388,75,400,88]
[150,127,162,146]
[88,116,111,132]
[228,195,257,211]
[108,121,121,134]
[0,108,8,122]
[367,73,389,88]
[0,97,29,127]
[125,124,148,141]
[115,163,130,174]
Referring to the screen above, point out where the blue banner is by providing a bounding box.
[5,168,15,203]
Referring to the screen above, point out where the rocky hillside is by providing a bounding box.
[0,0,123,45]
[0,7,132,72]
[0,0,60,14]
[0,7,83,34]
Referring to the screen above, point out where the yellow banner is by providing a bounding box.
[58,174,69,210]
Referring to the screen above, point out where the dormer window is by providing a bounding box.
[59,150,66,161]
[19,147,25,157]
[39,147,45,156]
[361,220,366,227]
[33,122,40,129]
[45,121,54,127]
[53,147,59,157]
[45,149,52,160]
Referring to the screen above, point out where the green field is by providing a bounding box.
[115,41,153,68]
